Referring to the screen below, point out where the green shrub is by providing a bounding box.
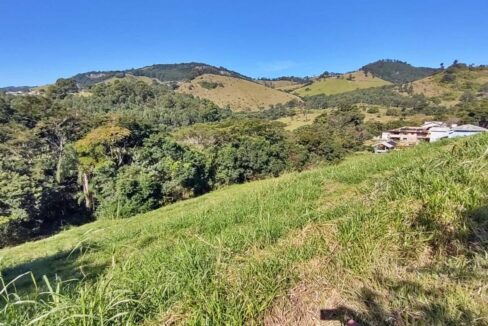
[198,81,224,90]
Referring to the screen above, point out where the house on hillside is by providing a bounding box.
[375,122,486,153]
[449,124,487,138]
[387,122,444,146]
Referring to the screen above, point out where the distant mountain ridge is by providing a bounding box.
[0,86,32,92]
[71,62,251,88]
[361,59,438,84]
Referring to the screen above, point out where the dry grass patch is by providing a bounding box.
[177,74,301,111]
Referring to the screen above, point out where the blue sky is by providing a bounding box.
[1,0,487,86]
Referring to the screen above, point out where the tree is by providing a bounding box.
[74,125,131,210]
[47,78,79,99]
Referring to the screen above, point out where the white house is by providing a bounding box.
[449,124,487,138]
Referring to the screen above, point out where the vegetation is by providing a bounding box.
[198,80,223,90]
[361,59,437,84]
[1,59,488,325]
[294,71,391,97]
[0,79,231,247]
[1,134,487,325]
[304,85,431,111]
[412,62,488,105]
[0,79,369,248]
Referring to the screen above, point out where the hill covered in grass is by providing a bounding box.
[1,134,487,325]
[293,71,391,97]
[177,74,301,111]
[412,63,488,106]
[361,59,437,84]
[70,63,250,88]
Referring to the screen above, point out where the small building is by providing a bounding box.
[449,124,487,138]
[373,140,396,154]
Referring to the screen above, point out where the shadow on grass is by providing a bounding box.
[320,204,488,325]
[466,205,488,251]
[0,242,108,294]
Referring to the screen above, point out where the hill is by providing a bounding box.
[70,63,250,88]
[294,70,391,97]
[412,64,488,105]
[100,73,162,85]
[361,59,437,84]
[255,79,304,92]
[177,74,301,111]
[0,86,32,93]
[1,134,487,325]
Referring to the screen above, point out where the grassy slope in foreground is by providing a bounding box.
[1,135,488,325]
[177,74,301,111]
[294,71,391,97]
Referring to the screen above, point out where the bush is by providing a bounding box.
[385,108,400,116]
[198,81,223,90]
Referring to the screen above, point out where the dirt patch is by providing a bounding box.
[264,257,361,326]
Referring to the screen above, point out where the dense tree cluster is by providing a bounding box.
[361,59,437,84]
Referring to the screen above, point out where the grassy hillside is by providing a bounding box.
[255,79,304,92]
[276,109,324,130]
[100,73,161,85]
[177,74,301,111]
[294,71,391,97]
[277,107,434,131]
[362,59,437,84]
[412,66,488,106]
[1,134,487,325]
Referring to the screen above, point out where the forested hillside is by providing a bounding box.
[361,59,437,84]
[0,78,371,247]
[70,63,249,88]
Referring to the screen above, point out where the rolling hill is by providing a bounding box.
[177,74,301,111]
[255,79,304,92]
[294,70,391,97]
[1,134,487,325]
[70,63,250,88]
[411,64,488,105]
[0,86,32,93]
[100,73,162,85]
[361,59,437,84]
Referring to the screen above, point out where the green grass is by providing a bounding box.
[1,135,488,325]
[294,76,391,97]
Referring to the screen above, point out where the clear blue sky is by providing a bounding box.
[1,0,487,86]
